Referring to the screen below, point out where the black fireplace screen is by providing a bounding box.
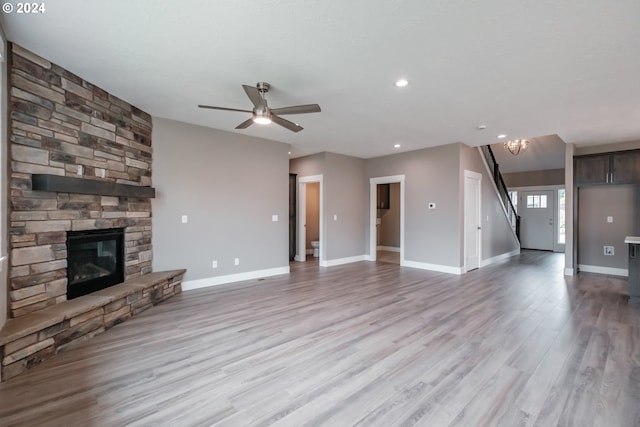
[67,228,124,299]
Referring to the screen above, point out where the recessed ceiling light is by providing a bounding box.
[395,79,408,87]
[477,125,487,130]
[498,134,507,139]
[394,144,401,148]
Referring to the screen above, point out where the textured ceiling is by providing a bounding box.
[2,0,640,159]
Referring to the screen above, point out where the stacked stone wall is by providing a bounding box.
[8,44,154,318]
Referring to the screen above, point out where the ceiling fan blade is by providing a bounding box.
[272,114,303,133]
[270,104,321,115]
[242,85,264,109]
[198,105,252,113]
[235,118,254,129]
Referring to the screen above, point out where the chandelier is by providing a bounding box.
[504,139,529,155]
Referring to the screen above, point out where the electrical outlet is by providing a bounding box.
[604,246,614,256]
[212,260,218,268]
[234,258,240,266]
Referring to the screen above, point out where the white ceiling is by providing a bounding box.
[490,135,566,174]
[2,0,640,160]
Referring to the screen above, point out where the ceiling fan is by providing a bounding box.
[198,82,321,133]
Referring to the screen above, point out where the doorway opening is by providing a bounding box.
[376,183,401,264]
[296,175,324,264]
[369,175,405,263]
[511,186,565,253]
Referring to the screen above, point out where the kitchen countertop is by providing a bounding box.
[624,236,640,244]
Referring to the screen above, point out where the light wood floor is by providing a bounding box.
[1,251,639,426]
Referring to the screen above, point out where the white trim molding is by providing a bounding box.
[401,259,463,275]
[320,255,367,267]
[480,249,520,267]
[182,266,290,291]
[0,255,6,273]
[564,268,575,276]
[578,264,628,277]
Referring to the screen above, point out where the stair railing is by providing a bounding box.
[480,145,521,241]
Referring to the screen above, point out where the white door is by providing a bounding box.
[464,171,482,271]
[520,190,554,250]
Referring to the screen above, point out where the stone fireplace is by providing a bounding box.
[8,43,154,318]
[0,43,186,382]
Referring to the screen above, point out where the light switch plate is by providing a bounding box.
[604,246,614,256]
[234,258,240,266]
[607,216,613,223]
[272,214,278,222]
[181,215,188,224]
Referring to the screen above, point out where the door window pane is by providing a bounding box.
[527,194,548,209]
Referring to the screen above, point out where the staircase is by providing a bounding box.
[480,145,521,241]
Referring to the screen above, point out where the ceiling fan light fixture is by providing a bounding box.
[253,116,272,125]
[504,139,529,156]
[253,109,272,125]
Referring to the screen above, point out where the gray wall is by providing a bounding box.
[324,153,367,260]
[503,169,565,188]
[378,183,400,247]
[565,143,575,274]
[578,185,640,270]
[152,118,290,281]
[366,144,462,267]
[290,152,367,262]
[461,146,520,263]
[0,28,7,326]
[575,140,640,155]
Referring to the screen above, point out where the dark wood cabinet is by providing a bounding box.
[611,151,640,184]
[575,150,640,186]
[575,155,609,185]
[377,183,390,209]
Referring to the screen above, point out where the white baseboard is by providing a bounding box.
[377,246,401,253]
[401,259,463,275]
[480,249,520,267]
[564,268,575,276]
[578,264,628,277]
[320,255,367,267]
[182,266,290,291]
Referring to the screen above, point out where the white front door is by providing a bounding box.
[464,171,482,271]
[520,190,554,250]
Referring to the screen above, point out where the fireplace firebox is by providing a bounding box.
[66,228,125,299]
